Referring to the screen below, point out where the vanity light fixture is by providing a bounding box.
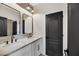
[17,3,35,13]
[26,3,34,13]
[26,6,31,10]
[26,3,31,10]
[31,10,34,13]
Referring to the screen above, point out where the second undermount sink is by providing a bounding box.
[0,43,6,48]
[17,38,27,43]
[0,41,11,49]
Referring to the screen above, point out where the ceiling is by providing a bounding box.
[17,3,29,8]
[16,3,40,13]
[16,3,66,14]
[17,3,34,14]
[32,3,67,14]
[17,3,33,10]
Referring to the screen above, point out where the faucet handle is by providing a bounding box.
[11,35,15,43]
[6,41,9,44]
[15,39,17,42]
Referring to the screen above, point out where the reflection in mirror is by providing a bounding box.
[0,17,17,36]
[12,20,17,35]
[0,3,20,37]
[7,19,13,36]
[0,17,17,37]
[22,14,33,37]
[7,19,17,35]
[0,16,7,36]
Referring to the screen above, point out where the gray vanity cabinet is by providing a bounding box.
[9,44,32,56]
[8,38,41,56]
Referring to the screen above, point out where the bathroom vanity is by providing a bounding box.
[0,3,44,56]
[0,34,43,56]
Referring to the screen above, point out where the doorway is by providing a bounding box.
[46,11,63,56]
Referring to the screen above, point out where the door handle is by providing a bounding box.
[46,37,49,39]
[64,49,69,56]
[61,34,63,36]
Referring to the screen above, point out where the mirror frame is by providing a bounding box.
[22,13,33,37]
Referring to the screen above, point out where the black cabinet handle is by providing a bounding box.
[37,45,40,51]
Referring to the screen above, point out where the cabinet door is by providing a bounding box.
[35,39,41,56]
[9,47,26,56]
[24,44,32,56]
[32,39,41,56]
[9,44,32,56]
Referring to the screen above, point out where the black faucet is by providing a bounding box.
[11,35,15,43]
[6,41,9,44]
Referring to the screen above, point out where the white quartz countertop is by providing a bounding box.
[0,34,42,56]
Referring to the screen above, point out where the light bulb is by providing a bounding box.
[31,10,34,13]
[26,6,31,10]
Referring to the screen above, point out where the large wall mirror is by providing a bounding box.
[0,3,20,37]
[0,16,18,37]
[22,14,33,37]
[0,3,33,37]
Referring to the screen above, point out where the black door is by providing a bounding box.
[68,3,79,56]
[46,11,63,56]
[13,21,17,35]
[22,20,25,34]
[0,17,7,36]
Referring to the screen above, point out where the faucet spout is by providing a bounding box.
[11,35,15,43]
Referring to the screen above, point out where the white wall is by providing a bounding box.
[33,3,68,55]
[33,14,45,55]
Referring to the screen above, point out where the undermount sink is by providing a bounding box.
[0,43,6,48]
[17,38,27,43]
[0,41,11,48]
